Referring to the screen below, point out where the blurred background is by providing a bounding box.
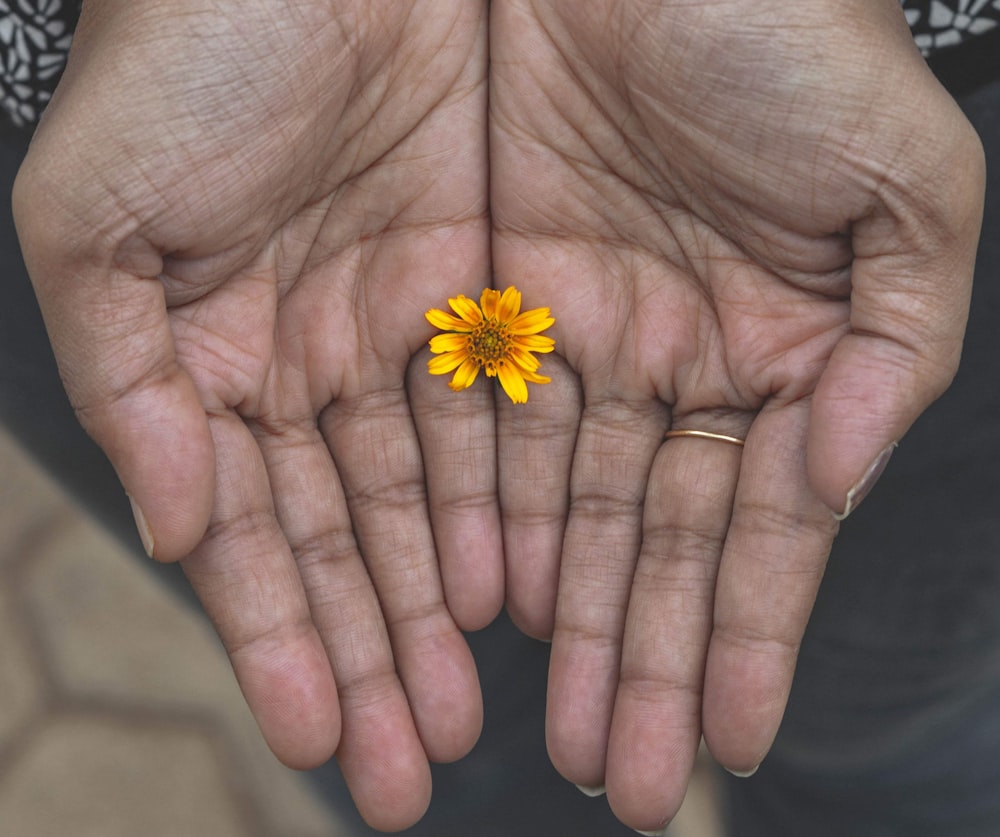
[0,424,349,837]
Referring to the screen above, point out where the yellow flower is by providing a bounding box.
[425,286,555,404]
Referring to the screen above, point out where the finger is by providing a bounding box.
[12,175,215,562]
[180,412,340,769]
[408,349,505,632]
[252,414,432,831]
[605,426,742,831]
[546,395,667,788]
[324,389,483,766]
[12,253,214,562]
[497,353,581,639]
[809,102,984,517]
[703,399,837,774]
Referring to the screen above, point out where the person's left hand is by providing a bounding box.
[489,0,984,831]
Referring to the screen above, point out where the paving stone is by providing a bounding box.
[20,514,345,837]
[0,588,44,749]
[671,752,725,837]
[0,713,246,837]
[23,517,250,711]
[0,427,67,567]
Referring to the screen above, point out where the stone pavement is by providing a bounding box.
[0,427,346,837]
[0,425,723,837]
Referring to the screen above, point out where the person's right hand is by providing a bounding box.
[14,2,497,829]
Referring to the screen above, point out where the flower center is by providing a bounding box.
[469,319,512,374]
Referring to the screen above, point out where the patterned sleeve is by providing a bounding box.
[903,0,1000,55]
[1,2,999,131]
[1,0,78,129]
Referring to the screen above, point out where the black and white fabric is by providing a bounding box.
[1,1,999,130]
[0,0,77,129]
[903,0,1000,55]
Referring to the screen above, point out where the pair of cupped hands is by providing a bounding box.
[13,0,984,832]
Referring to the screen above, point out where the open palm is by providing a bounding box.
[15,0,985,832]
[490,0,982,830]
[15,1,499,829]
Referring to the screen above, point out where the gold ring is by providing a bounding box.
[664,429,745,447]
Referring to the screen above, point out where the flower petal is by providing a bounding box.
[428,350,468,375]
[513,334,556,353]
[479,287,501,319]
[508,344,541,372]
[497,286,522,323]
[426,308,474,332]
[519,367,552,385]
[429,332,470,354]
[449,295,484,326]
[510,307,555,335]
[497,361,528,404]
[449,356,481,391]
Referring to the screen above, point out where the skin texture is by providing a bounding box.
[490,0,983,831]
[13,0,984,832]
[15,2,499,831]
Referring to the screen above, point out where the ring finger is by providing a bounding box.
[604,415,747,831]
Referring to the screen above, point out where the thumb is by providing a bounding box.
[13,174,215,562]
[808,100,985,519]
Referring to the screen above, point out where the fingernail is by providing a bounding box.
[834,442,897,521]
[725,763,760,778]
[635,828,670,837]
[575,784,606,797]
[128,494,155,558]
